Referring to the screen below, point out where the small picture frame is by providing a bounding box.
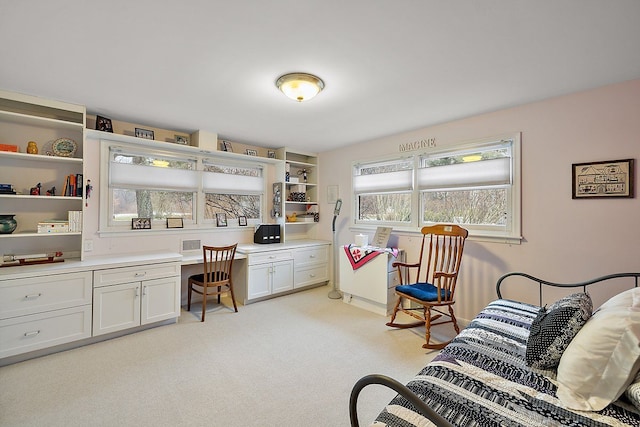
[135,128,155,140]
[216,213,227,227]
[174,135,189,145]
[95,115,113,133]
[221,140,233,152]
[268,150,276,159]
[246,149,258,156]
[238,216,247,226]
[166,217,184,228]
[572,158,635,199]
[132,218,151,229]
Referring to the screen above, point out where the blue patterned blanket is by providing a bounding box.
[374,299,640,426]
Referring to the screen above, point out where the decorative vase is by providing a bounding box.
[27,141,38,154]
[0,214,17,234]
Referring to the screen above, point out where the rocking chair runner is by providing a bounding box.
[386,224,468,349]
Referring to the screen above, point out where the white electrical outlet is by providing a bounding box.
[84,239,93,252]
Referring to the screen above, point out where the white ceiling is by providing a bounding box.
[1,1,639,153]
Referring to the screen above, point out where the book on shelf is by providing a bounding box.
[62,174,83,197]
[68,210,82,232]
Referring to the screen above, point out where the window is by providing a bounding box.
[107,146,197,226]
[353,134,521,241]
[353,158,413,225]
[202,160,263,224]
[100,141,266,232]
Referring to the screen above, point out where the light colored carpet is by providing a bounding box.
[0,285,448,427]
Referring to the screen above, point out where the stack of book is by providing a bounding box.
[68,210,82,232]
[62,173,83,197]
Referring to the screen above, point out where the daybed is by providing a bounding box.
[350,272,640,427]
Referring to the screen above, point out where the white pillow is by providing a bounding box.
[556,287,640,411]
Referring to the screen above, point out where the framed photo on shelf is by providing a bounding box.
[246,149,258,156]
[572,158,634,199]
[166,217,184,228]
[221,140,233,152]
[238,216,247,226]
[216,213,227,227]
[174,135,189,145]
[268,150,276,159]
[135,128,155,140]
[132,218,151,230]
[95,115,113,133]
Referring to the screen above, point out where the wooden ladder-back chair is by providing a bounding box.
[386,224,468,349]
[187,244,238,321]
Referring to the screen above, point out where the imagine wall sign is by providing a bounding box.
[399,137,436,152]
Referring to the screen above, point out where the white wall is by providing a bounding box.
[318,79,640,321]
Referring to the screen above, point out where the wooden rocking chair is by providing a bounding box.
[386,224,468,349]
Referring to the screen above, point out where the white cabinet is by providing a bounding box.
[237,241,330,304]
[339,249,405,316]
[0,271,92,358]
[293,245,329,288]
[92,262,180,336]
[245,250,294,301]
[0,89,85,260]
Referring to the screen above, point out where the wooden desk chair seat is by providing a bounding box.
[386,224,468,349]
[187,244,238,321]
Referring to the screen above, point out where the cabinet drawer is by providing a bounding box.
[0,271,92,320]
[294,264,329,288]
[0,305,92,359]
[93,262,180,287]
[247,251,293,265]
[293,246,328,266]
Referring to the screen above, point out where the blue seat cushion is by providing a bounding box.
[396,282,449,302]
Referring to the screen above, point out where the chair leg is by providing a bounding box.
[229,282,238,312]
[449,306,460,334]
[385,296,402,326]
[187,281,192,311]
[217,286,221,304]
[201,283,207,322]
[424,306,432,347]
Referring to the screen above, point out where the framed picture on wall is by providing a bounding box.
[216,213,227,227]
[238,216,247,226]
[572,158,635,199]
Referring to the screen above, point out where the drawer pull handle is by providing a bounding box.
[309,255,316,258]
[25,293,42,299]
[135,272,146,277]
[24,330,40,337]
[309,274,316,278]
[268,256,275,259]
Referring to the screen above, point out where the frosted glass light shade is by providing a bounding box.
[276,73,324,102]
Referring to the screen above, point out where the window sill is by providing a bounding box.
[348,225,522,245]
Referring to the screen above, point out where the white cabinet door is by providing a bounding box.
[141,277,180,325]
[247,264,272,300]
[271,260,294,294]
[93,282,141,336]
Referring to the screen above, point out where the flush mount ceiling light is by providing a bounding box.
[276,73,324,102]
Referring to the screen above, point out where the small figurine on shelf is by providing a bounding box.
[26,141,38,154]
[85,179,92,207]
[46,186,56,196]
[30,182,41,195]
[298,169,308,183]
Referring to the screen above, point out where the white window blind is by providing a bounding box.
[418,157,511,189]
[353,159,413,194]
[110,163,198,191]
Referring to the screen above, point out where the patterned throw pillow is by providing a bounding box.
[525,292,592,370]
[625,371,640,411]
